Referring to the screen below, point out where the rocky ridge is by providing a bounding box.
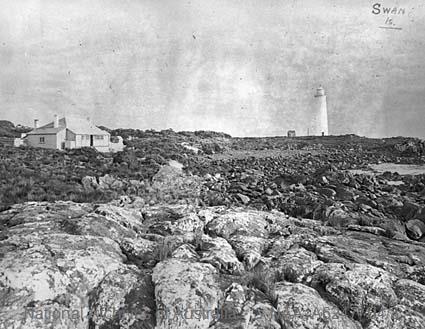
[1,198,424,329]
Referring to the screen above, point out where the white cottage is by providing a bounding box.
[26,115,112,152]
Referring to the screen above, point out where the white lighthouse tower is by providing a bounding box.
[313,86,329,136]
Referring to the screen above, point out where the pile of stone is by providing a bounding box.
[195,149,425,242]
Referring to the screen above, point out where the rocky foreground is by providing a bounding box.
[1,135,425,329]
[1,197,425,329]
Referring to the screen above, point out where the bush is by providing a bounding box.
[0,177,35,205]
[157,236,174,261]
[243,267,282,307]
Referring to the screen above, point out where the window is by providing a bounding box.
[95,135,104,140]
[39,137,45,144]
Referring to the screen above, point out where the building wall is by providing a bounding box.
[26,130,110,151]
[56,130,67,149]
[13,138,24,147]
[92,134,110,152]
[0,137,14,147]
[66,130,76,141]
[73,134,110,148]
[26,134,58,149]
[110,136,124,153]
[75,134,91,148]
[64,140,76,149]
[92,134,110,148]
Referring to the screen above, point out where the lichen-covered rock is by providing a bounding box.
[274,282,361,329]
[274,247,323,283]
[2,200,425,329]
[0,201,151,329]
[67,204,145,241]
[394,279,425,314]
[89,267,156,329]
[0,225,126,329]
[152,259,222,329]
[210,283,281,329]
[120,237,159,267]
[141,205,202,235]
[366,305,425,329]
[300,231,425,279]
[267,234,313,257]
[199,235,244,275]
[206,209,270,239]
[229,235,268,270]
[312,263,398,323]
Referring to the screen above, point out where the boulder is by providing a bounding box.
[141,205,202,235]
[311,263,398,323]
[229,235,268,270]
[400,202,421,222]
[120,237,159,267]
[275,282,361,329]
[0,207,130,329]
[210,283,281,329]
[98,174,124,190]
[206,209,270,239]
[406,219,425,240]
[199,235,244,275]
[325,207,358,228]
[274,247,322,283]
[316,187,336,198]
[89,267,156,329]
[152,259,222,329]
[366,305,425,329]
[81,175,98,191]
[236,193,250,205]
[394,279,425,314]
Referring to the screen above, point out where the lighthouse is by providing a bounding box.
[312,86,329,136]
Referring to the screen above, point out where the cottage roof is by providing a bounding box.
[26,127,65,135]
[62,116,110,135]
[27,116,109,136]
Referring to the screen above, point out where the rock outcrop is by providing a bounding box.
[1,200,425,328]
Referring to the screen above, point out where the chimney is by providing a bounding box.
[53,114,59,128]
[34,119,39,129]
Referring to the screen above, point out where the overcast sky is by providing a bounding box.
[1,0,425,137]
